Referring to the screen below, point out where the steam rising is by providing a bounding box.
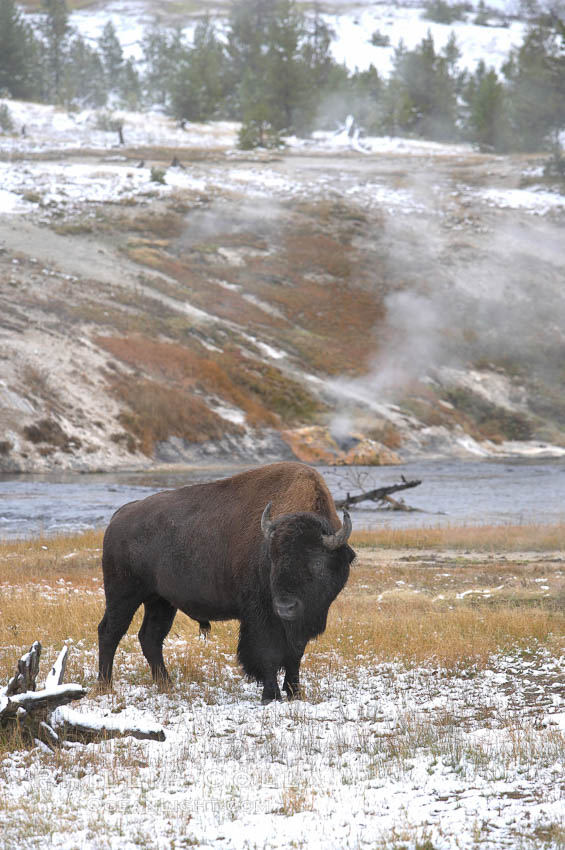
[329,292,441,433]
[328,198,565,439]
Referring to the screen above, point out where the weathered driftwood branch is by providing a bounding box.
[3,640,42,697]
[45,644,68,688]
[1,642,166,749]
[1,644,87,749]
[335,478,422,510]
[51,706,166,743]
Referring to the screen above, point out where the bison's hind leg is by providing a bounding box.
[198,620,211,639]
[138,596,177,684]
[98,595,144,684]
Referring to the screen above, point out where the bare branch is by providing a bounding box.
[335,478,422,510]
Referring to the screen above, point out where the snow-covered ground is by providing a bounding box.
[1,102,564,223]
[62,0,528,76]
[325,5,527,74]
[1,645,564,849]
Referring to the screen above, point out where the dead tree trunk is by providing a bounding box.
[1,643,165,749]
[335,478,422,510]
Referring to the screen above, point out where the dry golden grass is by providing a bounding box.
[0,529,102,581]
[317,594,563,673]
[351,522,565,552]
[1,524,564,698]
[277,784,316,816]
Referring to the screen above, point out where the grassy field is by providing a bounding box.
[1,525,564,848]
[1,523,564,683]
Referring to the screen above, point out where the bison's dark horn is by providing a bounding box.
[261,502,274,539]
[322,510,352,550]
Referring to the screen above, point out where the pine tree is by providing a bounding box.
[302,3,336,91]
[346,65,384,133]
[474,0,490,26]
[171,17,227,122]
[384,32,459,140]
[41,0,71,103]
[226,0,275,123]
[142,20,186,107]
[503,23,565,150]
[228,0,331,140]
[0,0,41,100]
[119,57,142,109]
[98,21,124,96]
[61,35,106,108]
[463,60,511,150]
[265,0,312,132]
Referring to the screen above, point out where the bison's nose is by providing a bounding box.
[274,597,302,621]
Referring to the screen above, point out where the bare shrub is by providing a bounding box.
[111,377,237,455]
[96,334,320,429]
[22,419,80,452]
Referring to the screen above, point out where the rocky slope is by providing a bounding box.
[1,104,565,472]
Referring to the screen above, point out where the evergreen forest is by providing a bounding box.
[1,0,564,153]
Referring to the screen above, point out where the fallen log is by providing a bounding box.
[51,706,166,743]
[1,642,166,749]
[1,683,88,719]
[335,477,422,510]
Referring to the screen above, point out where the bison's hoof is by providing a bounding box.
[261,694,283,705]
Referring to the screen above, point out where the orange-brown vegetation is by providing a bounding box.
[111,377,237,454]
[126,200,385,376]
[128,211,185,240]
[96,335,323,453]
[125,246,280,329]
[282,232,353,279]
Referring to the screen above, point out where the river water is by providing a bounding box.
[1,459,564,540]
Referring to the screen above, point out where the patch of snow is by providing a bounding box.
[51,704,165,739]
[217,279,242,292]
[242,293,287,320]
[497,441,565,458]
[210,404,247,426]
[0,102,238,154]
[254,341,287,360]
[439,367,528,411]
[1,647,564,849]
[479,187,565,214]
[0,189,33,215]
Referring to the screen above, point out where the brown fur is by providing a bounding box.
[98,461,349,701]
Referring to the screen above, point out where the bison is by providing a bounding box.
[98,461,355,703]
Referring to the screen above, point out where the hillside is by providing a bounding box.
[1,100,565,472]
[40,0,530,75]
[2,0,561,473]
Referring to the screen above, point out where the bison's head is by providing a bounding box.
[261,505,355,637]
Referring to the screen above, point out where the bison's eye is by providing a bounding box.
[312,557,325,571]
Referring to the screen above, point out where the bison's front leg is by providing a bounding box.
[238,619,283,704]
[261,674,282,705]
[283,656,302,700]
